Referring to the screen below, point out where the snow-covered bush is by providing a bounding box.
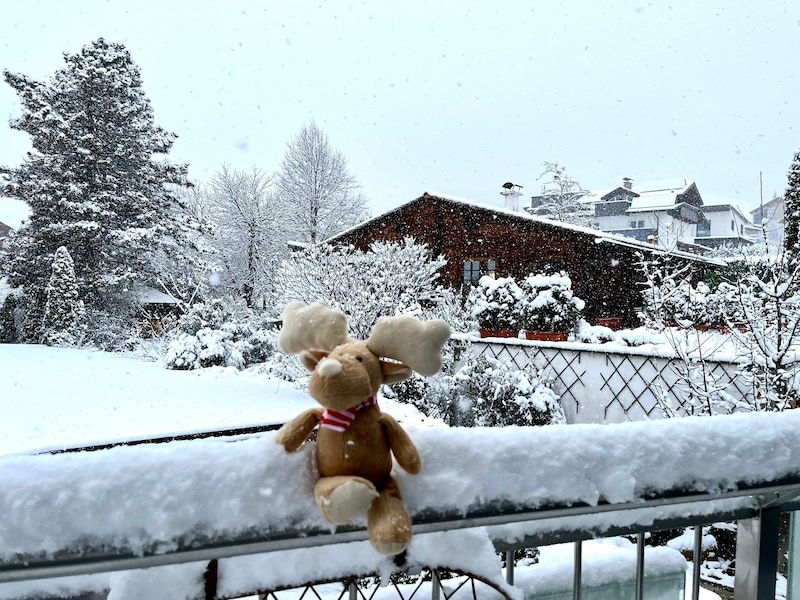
[454,354,565,427]
[384,336,471,425]
[164,299,276,370]
[640,273,714,328]
[468,276,522,332]
[272,237,449,340]
[519,272,584,333]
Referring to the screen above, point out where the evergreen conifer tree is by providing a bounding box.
[783,149,800,262]
[1,38,205,340]
[41,245,83,345]
[0,295,19,343]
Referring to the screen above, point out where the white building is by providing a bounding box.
[590,178,756,252]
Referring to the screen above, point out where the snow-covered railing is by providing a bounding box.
[2,411,800,599]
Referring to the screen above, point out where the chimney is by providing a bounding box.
[623,177,633,190]
[500,182,523,211]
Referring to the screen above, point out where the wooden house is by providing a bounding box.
[327,191,722,327]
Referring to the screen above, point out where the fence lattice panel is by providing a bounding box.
[472,339,753,422]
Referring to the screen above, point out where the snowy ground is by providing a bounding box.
[3,344,793,599]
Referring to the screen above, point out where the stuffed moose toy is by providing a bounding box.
[276,302,450,555]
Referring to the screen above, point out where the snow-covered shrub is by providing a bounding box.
[454,354,565,427]
[384,336,471,425]
[519,271,584,333]
[641,275,713,328]
[468,276,522,332]
[706,281,744,326]
[164,299,276,370]
[272,237,449,340]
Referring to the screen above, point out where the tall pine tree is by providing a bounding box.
[1,38,205,340]
[41,245,84,346]
[783,149,800,263]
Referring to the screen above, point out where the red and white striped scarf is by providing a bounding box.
[320,396,378,432]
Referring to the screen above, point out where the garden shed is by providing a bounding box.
[327,191,722,327]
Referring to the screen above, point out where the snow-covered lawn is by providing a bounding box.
[1,344,319,455]
[2,344,793,599]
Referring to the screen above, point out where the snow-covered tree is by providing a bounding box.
[273,237,448,340]
[528,162,593,227]
[729,257,800,410]
[275,121,370,244]
[203,164,283,308]
[637,253,735,416]
[41,245,84,346]
[1,38,206,342]
[782,149,800,263]
[0,288,20,344]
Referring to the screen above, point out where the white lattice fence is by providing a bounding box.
[472,339,753,423]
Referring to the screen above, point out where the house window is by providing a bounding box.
[629,220,645,229]
[463,259,496,283]
[463,260,480,284]
[731,220,735,231]
[697,219,711,237]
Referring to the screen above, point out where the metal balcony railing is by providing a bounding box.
[2,412,800,600]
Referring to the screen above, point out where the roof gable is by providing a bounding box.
[326,191,722,265]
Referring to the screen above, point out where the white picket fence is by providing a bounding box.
[472,337,753,423]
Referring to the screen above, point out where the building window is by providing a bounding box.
[629,220,646,229]
[697,218,711,237]
[731,220,735,231]
[463,260,480,284]
[463,259,496,283]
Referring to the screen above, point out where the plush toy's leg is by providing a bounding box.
[367,476,413,556]
[314,475,379,525]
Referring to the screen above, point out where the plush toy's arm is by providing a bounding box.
[276,408,324,452]
[378,413,422,475]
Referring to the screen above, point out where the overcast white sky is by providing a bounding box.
[1,1,798,216]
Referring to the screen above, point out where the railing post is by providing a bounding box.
[635,532,645,600]
[691,525,703,600]
[431,569,441,600]
[735,507,780,600]
[573,540,582,600]
[505,550,515,585]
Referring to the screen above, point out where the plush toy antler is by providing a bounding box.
[278,301,348,354]
[367,315,451,377]
[275,302,450,555]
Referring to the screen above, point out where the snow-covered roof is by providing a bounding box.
[0,197,30,230]
[136,286,179,304]
[629,179,695,210]
[327,191,723,266]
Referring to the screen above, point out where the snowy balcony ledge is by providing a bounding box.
[1,410,800,595]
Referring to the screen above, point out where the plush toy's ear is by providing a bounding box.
[300,349,328,373]
[380,360,413,384]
